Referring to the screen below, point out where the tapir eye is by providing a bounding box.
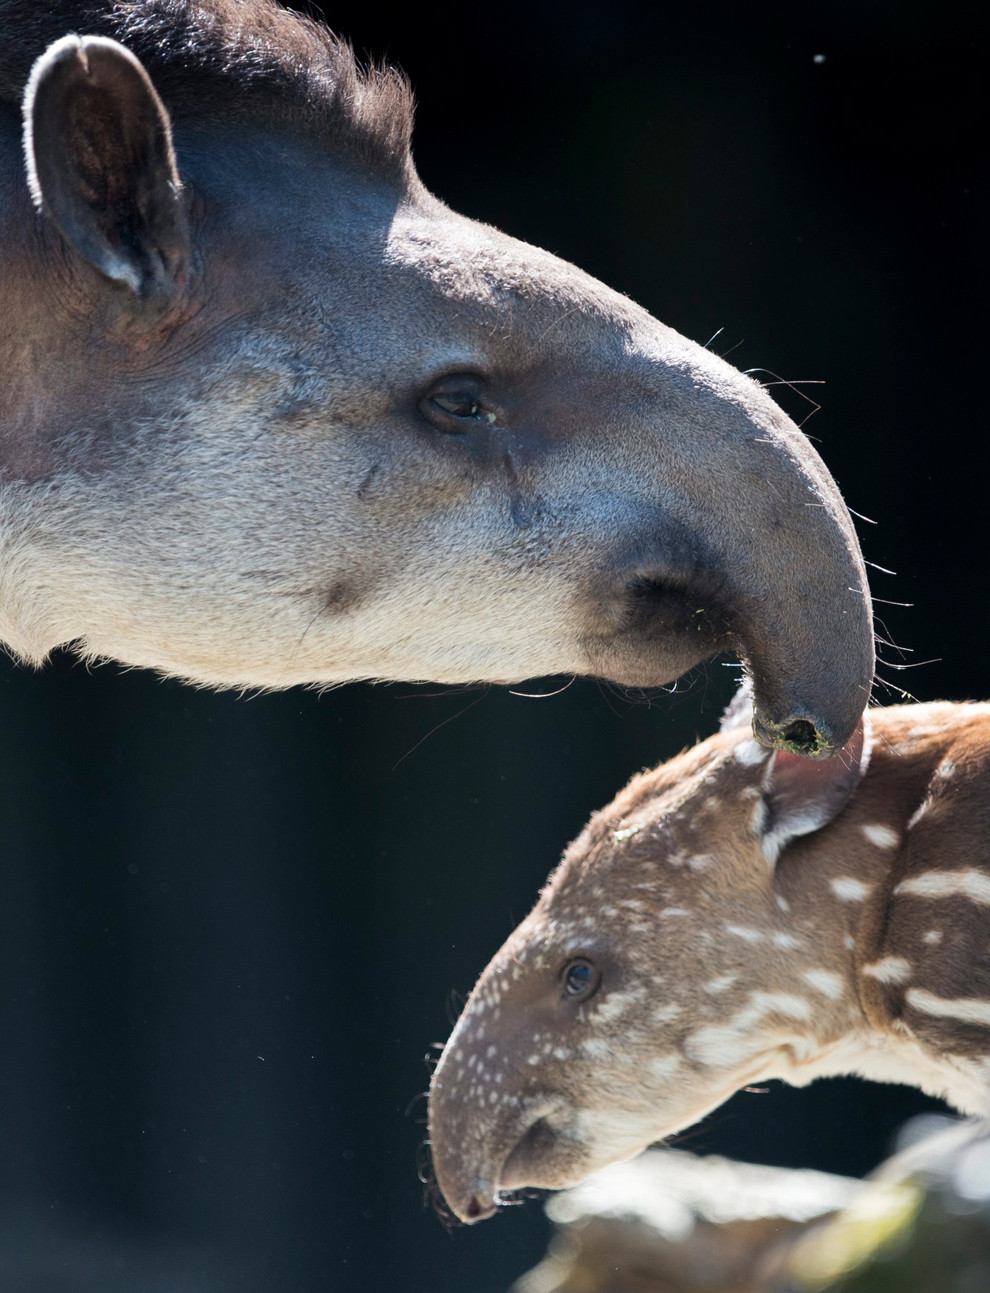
[420,375,488,432]
[433,390,480,419]
[561,958,600,1001]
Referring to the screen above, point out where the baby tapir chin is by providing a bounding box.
[427,700,990,1223]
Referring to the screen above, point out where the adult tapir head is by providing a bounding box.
[0,1,872,753]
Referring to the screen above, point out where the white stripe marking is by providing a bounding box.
[580,1037,612,1060]
[896,870,990,905]
[652,1003,683,1023]
[861,824,900,849]
[831,876,871,902]
[725,925,764,943]
[772,932,800,949]
[907,800,931,829]
[906,989,990,1027]
[704,974,739,995]
[802,970,846,1000]
[647,1055,682,1081]
[685,992,812,1066]
[862,957,912,984]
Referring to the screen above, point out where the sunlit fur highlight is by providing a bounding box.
[429,702,990,1222]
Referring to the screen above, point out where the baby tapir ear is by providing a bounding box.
[23,34,189,301]
[760,716,868,862]
[720,680,755,733]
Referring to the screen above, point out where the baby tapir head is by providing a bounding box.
[428,702,870,1223]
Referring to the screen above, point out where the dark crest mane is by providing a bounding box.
[0,0,414,178]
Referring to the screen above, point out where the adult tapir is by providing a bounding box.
[0,0,873,756]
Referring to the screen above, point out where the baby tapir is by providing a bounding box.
[428,700,990,1222]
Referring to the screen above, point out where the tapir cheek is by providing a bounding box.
[499,1105,657,1194]
[499,1117,568,1190]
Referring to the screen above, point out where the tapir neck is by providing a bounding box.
[769,709,990,1114]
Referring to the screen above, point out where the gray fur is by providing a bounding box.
[1,2,873,751]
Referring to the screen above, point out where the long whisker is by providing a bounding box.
[392,691,488,771]
[509,676,576,699]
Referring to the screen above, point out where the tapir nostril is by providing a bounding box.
[463,1194,497,1225]
[753,712,834,758]
[779,718,824,755]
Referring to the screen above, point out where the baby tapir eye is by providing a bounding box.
[561,958,601,1002]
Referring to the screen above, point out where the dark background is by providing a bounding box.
[1,2,984,1289]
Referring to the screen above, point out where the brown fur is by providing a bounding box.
[428,702,990,1222]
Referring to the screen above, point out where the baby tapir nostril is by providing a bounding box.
[463,1194,497,1225]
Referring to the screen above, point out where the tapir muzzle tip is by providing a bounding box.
[461,1192,499,1225]
[753,711,838,759]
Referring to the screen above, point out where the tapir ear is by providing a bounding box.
[760,715,869,862]
[23,34,189,301]
[720,680,755,733]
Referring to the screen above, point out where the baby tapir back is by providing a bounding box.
[427,701,990,1223]
[861,709,990,1052]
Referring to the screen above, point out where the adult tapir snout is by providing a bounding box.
[2,8,873,728]
[570,330,874,756]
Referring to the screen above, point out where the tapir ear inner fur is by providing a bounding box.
[760,716,869,862]
[719,679,756,734]
[23,34,190,301]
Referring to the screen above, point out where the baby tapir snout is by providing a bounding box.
[428,928,613,1221]
[429,701,990,1223]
